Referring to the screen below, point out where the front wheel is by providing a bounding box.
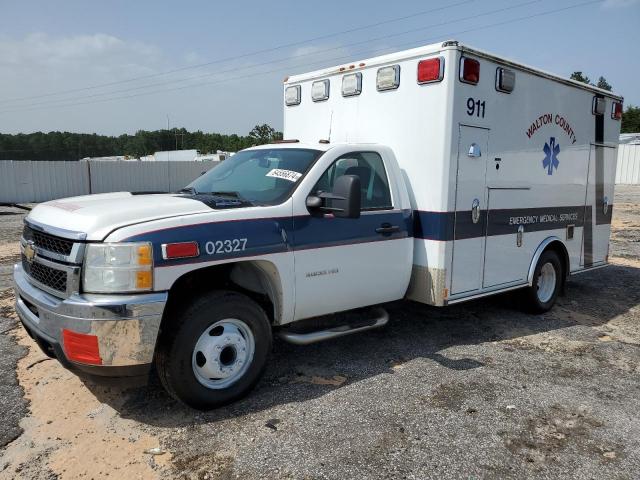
[155,290,272,410]
[523,250,563,313]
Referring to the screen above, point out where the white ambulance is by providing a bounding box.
[14,41,622,409]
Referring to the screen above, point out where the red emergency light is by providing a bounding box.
[612,102,623,120]
[417,57,444,84]
[460,57,480,85]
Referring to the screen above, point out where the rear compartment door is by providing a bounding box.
[582,144,616,266]
[450,125,489,295]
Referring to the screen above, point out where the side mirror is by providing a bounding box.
[332,174,361,218]
[306,174,361,219]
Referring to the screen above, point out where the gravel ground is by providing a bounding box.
[0,188,639,479]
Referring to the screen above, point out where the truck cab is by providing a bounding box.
[14,142,413,409]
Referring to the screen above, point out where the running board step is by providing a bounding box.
[278,307,389,345]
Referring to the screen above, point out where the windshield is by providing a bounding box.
[185,148,322,205]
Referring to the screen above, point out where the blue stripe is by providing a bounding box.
[126,210,414,267]
[124,205,587,267]
[413,211,455,241]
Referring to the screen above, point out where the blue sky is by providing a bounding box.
[0,0,638,135]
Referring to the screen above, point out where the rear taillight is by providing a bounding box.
[612,101,623,120]
[417,57,444,84]
[460,57,480,85]
[63,329,102,365]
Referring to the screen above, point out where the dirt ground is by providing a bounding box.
[0,187,639,480]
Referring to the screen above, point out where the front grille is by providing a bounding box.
[23,225,74,256]
[22,255,68,293]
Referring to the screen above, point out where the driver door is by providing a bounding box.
[292,150,410,320]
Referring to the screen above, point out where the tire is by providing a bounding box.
[155,290,272,410]
[524,250,563,313]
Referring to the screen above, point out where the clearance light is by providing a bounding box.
[311,79,330,102]
[495,67,515,93]
[417,57,444,84]
[285,85,301,106]
[162,241,199,260]
[460,57,480,85]
[342,72,362,97]
[592,96,605,115]
[377,65,400,91]
[63,329,102,365]
[612,101,623,120]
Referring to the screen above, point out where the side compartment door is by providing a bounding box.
[292,151,412,320]
[450,125,489,295]
[582,144,616,266]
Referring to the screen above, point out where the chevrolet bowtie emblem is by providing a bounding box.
[24,241,36,264]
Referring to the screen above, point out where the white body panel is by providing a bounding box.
[285,41,622,305]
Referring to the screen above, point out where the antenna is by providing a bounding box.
[328,111,333,143]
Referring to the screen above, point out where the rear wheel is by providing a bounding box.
[155,290,272,410]
[524,250,563,313]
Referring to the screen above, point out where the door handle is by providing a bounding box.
[376,223,400,235]
[471,198,480,224]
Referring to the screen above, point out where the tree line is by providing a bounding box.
[1,72,639,161]
[0,124,283,161]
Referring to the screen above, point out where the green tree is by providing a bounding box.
[622,105,640,133]
[248,124,282,145]
[596,76,612,92]
[570,71,591,85]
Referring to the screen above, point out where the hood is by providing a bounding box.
[26,192,225,241]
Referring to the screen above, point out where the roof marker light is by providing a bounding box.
[460,56,480,85]
[377,65,400,91]
[342,72,362,97]
[612,101,623,120]
[285,85,301,106]
[417,57,444,84]
[495,67,515,93]
[311,79,330,102]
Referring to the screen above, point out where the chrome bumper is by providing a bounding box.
[13,263,167,373]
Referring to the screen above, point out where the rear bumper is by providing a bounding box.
[13,263,167,376]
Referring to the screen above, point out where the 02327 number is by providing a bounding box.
[205,238,247,255]
[466,97,486,118]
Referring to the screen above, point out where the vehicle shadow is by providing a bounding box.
[79,262,640,428]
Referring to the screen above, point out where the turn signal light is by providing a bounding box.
[135,271,153,289]
[137,244,152,265]
[460,57,480,85]
[63,329,102,365]
[417,57,444,84]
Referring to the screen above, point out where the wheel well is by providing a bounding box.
[160,261,283,332]
[544,240,570,279]
[528,238,571,288]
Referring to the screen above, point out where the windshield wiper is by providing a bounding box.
[178,186,198,194]
[207,191,255,204]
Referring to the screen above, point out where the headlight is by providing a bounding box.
[83,242,153,293]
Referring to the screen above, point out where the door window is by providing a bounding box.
[312,152,393,210]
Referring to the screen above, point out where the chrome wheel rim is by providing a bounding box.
[536,262,557,304]
[192,318,255,390]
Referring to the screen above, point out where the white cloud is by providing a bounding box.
[602,0,640,8]
[0,32,284,136]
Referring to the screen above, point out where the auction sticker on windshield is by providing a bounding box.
[266,169,302,182]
